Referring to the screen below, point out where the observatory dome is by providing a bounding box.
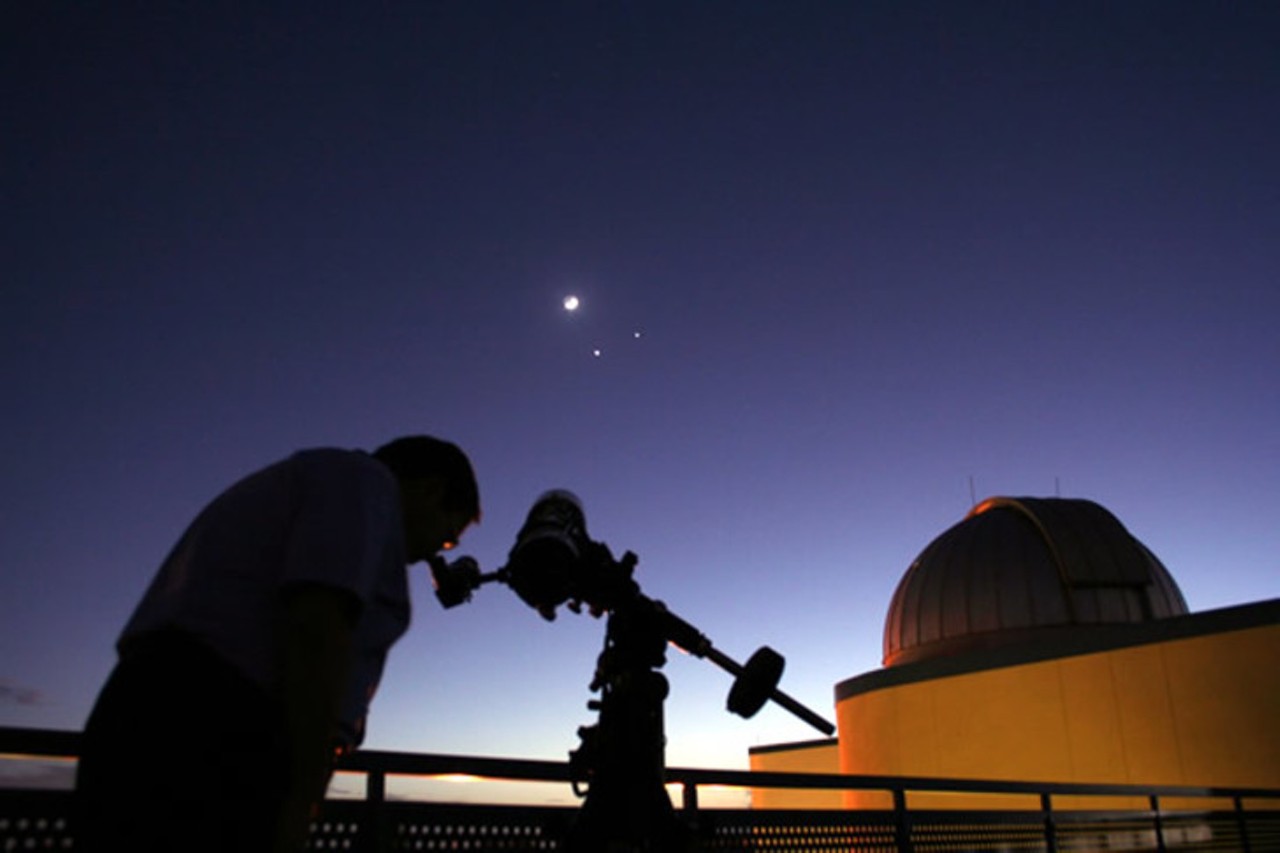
[883,497,1188,667]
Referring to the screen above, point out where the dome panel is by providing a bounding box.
[883,497,1188,667]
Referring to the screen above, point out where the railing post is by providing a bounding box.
[679,780,701,842]
[892,788,913,853]
[1041,793,1058,853]
[681,780,699,815]
[1150,795,1166,853]
[1234,795,1253,853]
[365,769,387,853]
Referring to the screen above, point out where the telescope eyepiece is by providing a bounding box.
[428,555,482,608]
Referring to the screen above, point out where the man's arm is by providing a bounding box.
[273,583,359,853]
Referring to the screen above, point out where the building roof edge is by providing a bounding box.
[840,598,1280,703]
[748,737,840,756]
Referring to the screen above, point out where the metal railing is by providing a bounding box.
[3,726,1278,851]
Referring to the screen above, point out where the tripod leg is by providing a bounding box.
[565,670,691,851]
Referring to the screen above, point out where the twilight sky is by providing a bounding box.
[3,1,1277,796]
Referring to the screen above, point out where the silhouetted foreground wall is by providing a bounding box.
[4,726,1280,851]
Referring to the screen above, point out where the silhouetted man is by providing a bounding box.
[74,435,481,853]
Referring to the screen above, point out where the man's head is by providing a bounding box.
[373,436,480,562]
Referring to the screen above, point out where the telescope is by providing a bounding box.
[429,489,836,851]
[429,489,834,734]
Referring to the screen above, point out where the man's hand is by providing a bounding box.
[273,584,359,852]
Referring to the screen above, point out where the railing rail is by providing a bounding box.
[3,726,1278,851]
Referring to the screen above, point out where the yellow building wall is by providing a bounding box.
[748,741,843,809]
[835,622,1280,809]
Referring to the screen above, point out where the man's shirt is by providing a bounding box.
[121,448,411,744]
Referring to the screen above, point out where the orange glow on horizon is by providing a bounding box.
[426,773,484,784]
[0,752,75,764]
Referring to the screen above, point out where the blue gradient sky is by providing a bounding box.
[3,2,1277,782]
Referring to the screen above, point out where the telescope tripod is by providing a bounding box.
[566,594,694,852]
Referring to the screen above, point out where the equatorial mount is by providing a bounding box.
[428,490,836,850]
[429,490,834,736]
